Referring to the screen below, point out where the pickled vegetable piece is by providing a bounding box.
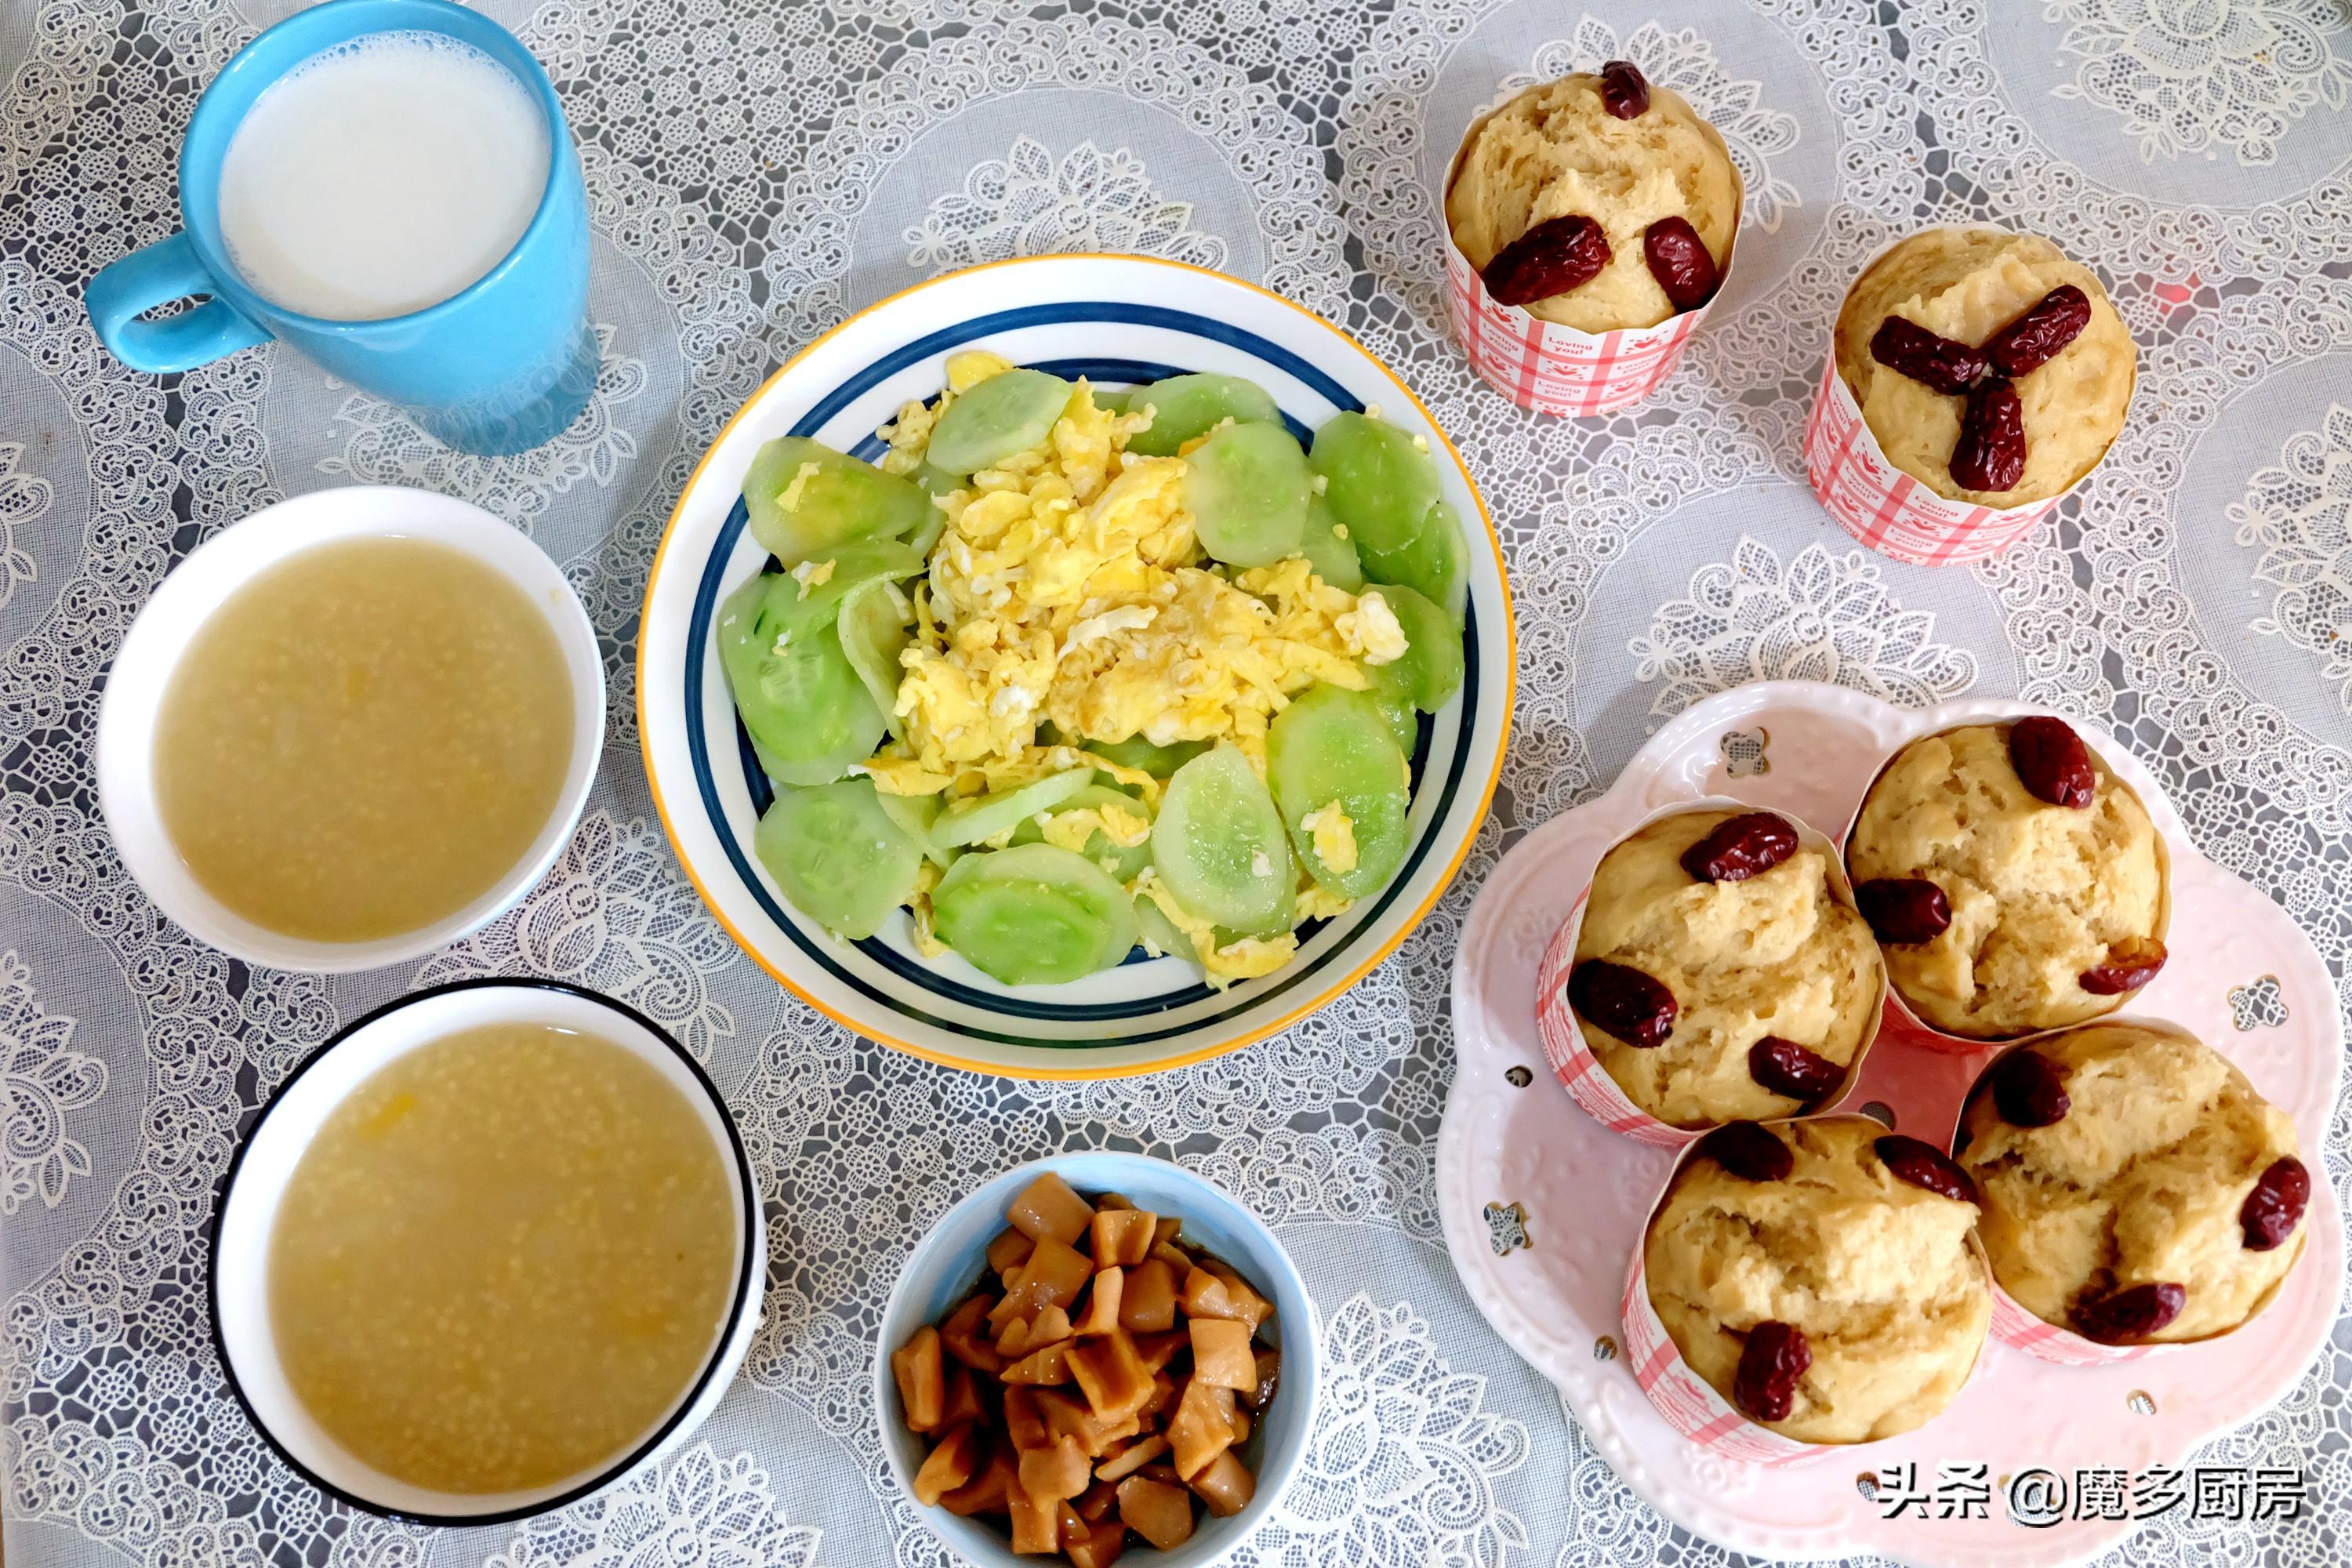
[754,779,924,941]
[1190,1317,1257,1391]
[1152,746,1294,936]
[1115,1476,1196,1552]
[1298,493,1364,592]
[1363,499,1470,627]
[1189,1449,1256,1518]
[1119,1258,1178,1333]
[893,1326,946,1431]
[1068,1330,1154,1422]
[1375,583,1466,713]
[1133,1329,1188,1374]
[940,1363,985,1428]
[1065,1516,1128,1568]
[1123,372,1281,458]
[1003,1342,1073,1386]
[1011,1235,1094,1316]
[1245,1348,1282,1412]
[742,436,934,567]
[1020,1434,1092,1501]
[933,844,1140,985]
[1091,1208,1157,1268]
[915,1423,982,1506]
[1003,1385,1048,1451]
[1180,1268,1236,1322]
[718,575,886,786]
[1094,1433,1167,1483]
[837,577,913,740]
[941,1446,1014,1516]
[1036,1388,1131,1458]
[1009,1172,1098,1247]
[940,1294,1003,1373]
[1267,683,1411,898]
[1308,411,1443,567]
[935,771,1097,849]
[1167,1377,1235,1479]
[1073,1269,1124,1336]
[1007,1475,1060,1554]
[1202,1261,1272,1332]
[1184,420,1312,568]
[927,368,1073,474]
[989,1228,1036,1279]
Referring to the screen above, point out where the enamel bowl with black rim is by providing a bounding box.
[639,256,1512,1079]
[209,980,764,1524]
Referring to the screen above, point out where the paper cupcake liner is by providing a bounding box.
[1535,797,1886,1146]
[1840,713,2174,1053]
[1620,1114,1991,1465]
[1621,1240,1827,1467]
[1802,352,2063,567]
[1440,85,1741,419]
[1957,1023,2298,1366]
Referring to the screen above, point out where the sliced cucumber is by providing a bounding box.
[1298,492,1364,593]
[1152,745,1293,936]
[1124,373,1282,458]
[933,770,1096,848]
[932,843,1140,985]
[1308,412,1443,569]
[1069,728,1209,779]
[754,779,924,940]
[1010,783,1155,881]
[1184,421,1312,569]
[927,368,1073,474]
[1134,895,1195,962]
[1363,499,1469,627]
[1373,584,1465,713]
[742,437,934,568]
[837,578,913,740]
[717,574,886,786]
[1268,684,1411,898]
[873,788,956,868]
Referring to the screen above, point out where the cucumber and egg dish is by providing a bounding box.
[720,352,1470,989]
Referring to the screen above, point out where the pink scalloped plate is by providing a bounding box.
[1437,682,2343,1567]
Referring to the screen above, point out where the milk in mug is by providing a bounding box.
[217,31,550,321]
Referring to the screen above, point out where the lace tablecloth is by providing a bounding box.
[4,2,2350,1564]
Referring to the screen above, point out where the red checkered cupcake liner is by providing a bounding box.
[1839,716,2174,1054]
[1803,353,2063,566]
[1441,90,1740,419]
[1624,1115,1994,1464]
[1534,798,1884,1145]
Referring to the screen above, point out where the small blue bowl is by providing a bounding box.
[875,1152,1317,1566]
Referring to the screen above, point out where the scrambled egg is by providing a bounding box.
[863,351,1407,983]
[1299,800,1359,875]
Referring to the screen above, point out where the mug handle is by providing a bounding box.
[85,232,273,373]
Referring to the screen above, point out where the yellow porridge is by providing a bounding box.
[154,535,572,943]
[267,1022,738,1494]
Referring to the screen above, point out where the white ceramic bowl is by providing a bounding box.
[638,255,1514,1078]
[875,1152,1316,1568]
[209,978,766,1524]
[96,485,605,973]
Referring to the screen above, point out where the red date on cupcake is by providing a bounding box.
[1599,59,1650,119]
[1733,1320,1811,1423]
[1984,285,2092,378]
[1566,958,1677,1048]
[2072,1281,2185,1343]
[1992,1048,2071,1127]
[1875,1135,1980,1206]
[1679,811,1798,884]
[2241,1156,2310,1252]
[1867,317,1987,397]
[1853,877,1951,945]
[1482,215,1611,307]
[1642,217,1719,310]
[2079,937,2165,995]
[1950,376,2027,492]
[1748,1036,1848,1102]
[1695,1120,1795,1183]
[2007,715,2097,809]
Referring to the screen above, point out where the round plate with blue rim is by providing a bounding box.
[638,255,1513,1079]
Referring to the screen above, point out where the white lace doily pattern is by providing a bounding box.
[1,2,2348,1566]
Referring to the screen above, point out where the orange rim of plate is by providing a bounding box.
[638,253,1516,1080]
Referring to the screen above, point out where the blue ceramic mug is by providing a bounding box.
[83,0,593,456]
